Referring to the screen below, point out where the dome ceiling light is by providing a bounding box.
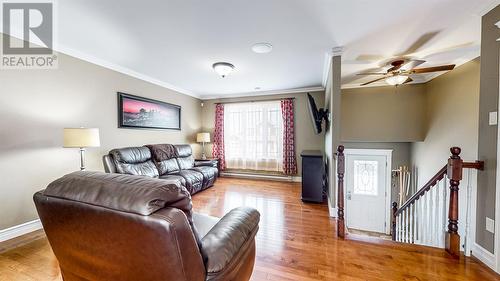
[212,62,235,78]
[252,43,273,54]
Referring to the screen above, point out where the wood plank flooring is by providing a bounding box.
[0,177,498,280]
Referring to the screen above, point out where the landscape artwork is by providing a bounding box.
[118,92,181,130]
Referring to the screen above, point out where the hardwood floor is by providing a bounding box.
[0,177,498,280]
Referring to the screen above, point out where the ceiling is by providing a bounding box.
[7,0,500,98]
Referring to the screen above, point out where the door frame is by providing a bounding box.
[344,149,393,234]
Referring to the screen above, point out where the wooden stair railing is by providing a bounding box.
[336,145,484,259]
[336,145,345,239]
[391,147,483,258]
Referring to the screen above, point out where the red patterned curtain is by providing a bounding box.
[212,104,226,170]
[281,99,297,175]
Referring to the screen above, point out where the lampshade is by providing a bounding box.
[386,75,409,86]
[63,128,100,148]
[197,132,210,143]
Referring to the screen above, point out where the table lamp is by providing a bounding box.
[63,128,100,170]
[196,132,210,160]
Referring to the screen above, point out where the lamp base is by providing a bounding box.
[79,148,86,171]
[201,142,207,160]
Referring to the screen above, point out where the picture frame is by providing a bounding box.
[117,92,181,130]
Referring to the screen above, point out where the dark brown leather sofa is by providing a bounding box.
[33,171,260,281]
[103,144,217,195]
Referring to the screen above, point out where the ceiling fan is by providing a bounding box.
[357,59,455,86]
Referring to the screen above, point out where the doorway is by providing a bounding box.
[344,149,392,235]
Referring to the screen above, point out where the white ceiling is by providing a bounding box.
[8,0,500,98]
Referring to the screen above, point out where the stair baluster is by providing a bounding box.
[389,147,484,258]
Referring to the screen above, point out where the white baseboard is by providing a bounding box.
[0,219,42,243]
[327,197,337,218]
[472,242,496,271]
[221,172,301,182]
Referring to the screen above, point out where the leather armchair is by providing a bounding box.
[33,171,259,281]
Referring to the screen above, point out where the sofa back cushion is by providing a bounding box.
[175,144,195,170]
[145,144,181,175]
[34,171,206,281]
[109,147,159,178]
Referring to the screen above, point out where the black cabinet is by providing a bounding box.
[300,150,325,203]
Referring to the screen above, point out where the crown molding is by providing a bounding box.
[477,1,500,16]
[322,46,344,87]
[0,31,200,99]
[201,86,325,100]
[56,45,200,99]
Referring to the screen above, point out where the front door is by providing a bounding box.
[345,152,389,234]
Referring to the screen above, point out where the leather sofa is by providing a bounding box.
[33,171,260,281]
[103,144,217,195]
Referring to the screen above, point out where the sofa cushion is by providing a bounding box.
[175,170,204,194]
[191,166,218,189]
[175,144,193,157]
[159,174,186,186]
[44,171,192,217]
[110,147,158,178]
[145,144,181,175]
[177,156,195,170]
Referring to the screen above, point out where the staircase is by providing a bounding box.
[335,146,483,258]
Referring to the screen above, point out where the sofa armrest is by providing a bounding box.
[194,160,215,167]
[201,207,260,275]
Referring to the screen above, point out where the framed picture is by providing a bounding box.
[118,92,181,130]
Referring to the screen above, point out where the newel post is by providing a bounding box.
[337,145,345,239]
[446,147,463,258]
[392,202,398,241]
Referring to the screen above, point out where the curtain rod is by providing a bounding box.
[214,97,295,105]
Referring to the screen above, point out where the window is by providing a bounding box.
[224,101,283,172]
[353,160,378,195]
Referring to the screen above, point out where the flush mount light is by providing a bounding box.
[252,43,273,54]
[386,75,409,86]
[212,62,235,78]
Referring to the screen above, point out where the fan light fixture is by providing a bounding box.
[212,62,235,78]
[386,75,409,86]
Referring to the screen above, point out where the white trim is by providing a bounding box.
[221,172,297,182]
[473,242,496,270]
[477,1,500,16]
[322,47,343,88]
[201,86,325,100]
[343,148,393,235]
[327,197,338,218]
[0,32,200,98]
[322,52,333,87]
[0,219,42,243]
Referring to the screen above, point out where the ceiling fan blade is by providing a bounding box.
[403,77,414,84]
[356,72,387,75]
[410,64,455,74]
[400,60,426,71]
[360,76,387,86]
[396,31,440,56]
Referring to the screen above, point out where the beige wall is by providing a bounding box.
[0,40,202,230]
[411,58,480,189]
[477,6,500,253]
[201,91,325,176]
[410,58,480,252]
[341,84,427,142]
